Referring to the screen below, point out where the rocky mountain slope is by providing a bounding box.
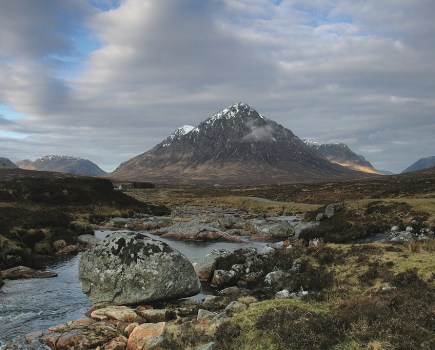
[303,141,382,174]
[111,102,368,184]
[0,157,17,169]
[17,155,106,177]
[402,156,435,173]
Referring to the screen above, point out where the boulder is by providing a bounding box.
[127,322,166,350]
[264,270,289,287]
[79,232,201,306]
[193,249,231,281]
[211,270,236,288]
[259,222,295,238]
[324,202,344,218]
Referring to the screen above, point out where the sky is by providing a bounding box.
[0,0,434,174]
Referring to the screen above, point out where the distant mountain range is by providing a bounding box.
[402,156,435,173]
[111,102,370,184]
[303,141,383,175]
[0,157,18,169]
[16,155,106,177]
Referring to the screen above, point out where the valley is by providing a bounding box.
[1,166,434,349]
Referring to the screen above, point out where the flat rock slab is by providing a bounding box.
[0,266,58,279]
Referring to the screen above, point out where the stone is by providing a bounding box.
[316,213,326,221]
[210,269,236,288]
[406,226,413,233]
[126,322,166,350]
[264,270,289,286]
[224,301,247,316]
[259,222,295,238]
[79,232,201,306]
[78,234,101,246]
[197,309,217,321]
[218,215,240,229]
[193,249,231,281]
[308,238,323,247]
[390,226,399,232]
[91,306,143,323]
[24,331,43,344]
[261,245,275,255]
[324,202,344,218]
[135,308,176,323]
[275,289,290,299]
[0,266,57,280]
[104,336,128,350]
[124,323,140,337]
[66,317,96,329]
[56,244,81,255]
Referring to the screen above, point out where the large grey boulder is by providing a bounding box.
[78,232,201,306]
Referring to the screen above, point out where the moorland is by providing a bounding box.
[1,167,434,349]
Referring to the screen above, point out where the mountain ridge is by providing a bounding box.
[0,157,18,169]
[17,155,106,177]
[303,141,382,175]
[402,156,435,173]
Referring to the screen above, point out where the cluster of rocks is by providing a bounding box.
[388,223,434,242]
[22,294,256,350]
[103,205,316,242]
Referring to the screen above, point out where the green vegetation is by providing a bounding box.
[184,243,434,350]
[0,169,169,269]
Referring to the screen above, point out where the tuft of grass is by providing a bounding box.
[407,239,435,253]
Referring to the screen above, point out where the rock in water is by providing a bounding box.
[78,232,201,306]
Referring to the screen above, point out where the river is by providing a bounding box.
[0,230,268,347]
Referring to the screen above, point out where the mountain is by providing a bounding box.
[111,102,369,185]
[402,156,435,173]
[16,155,106,177]
[303,141,383,175]
[0,157,17,169]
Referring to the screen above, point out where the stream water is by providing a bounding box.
[0,231,269,347]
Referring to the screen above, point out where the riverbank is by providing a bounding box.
[0,169,170,271]
[4,236,434,350]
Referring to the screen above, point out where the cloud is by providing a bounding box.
[0,0,434,173]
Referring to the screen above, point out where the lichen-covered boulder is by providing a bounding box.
[79,232,201,306]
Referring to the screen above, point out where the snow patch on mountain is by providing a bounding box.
[162,125,195,147]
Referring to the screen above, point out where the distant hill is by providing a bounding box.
[0,157,17,169]
[402,156,435,173]
[111,102,369,185]
[303,141,383,175]
[16,155,106,177]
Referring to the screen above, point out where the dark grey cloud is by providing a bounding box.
[0,0,434,173]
